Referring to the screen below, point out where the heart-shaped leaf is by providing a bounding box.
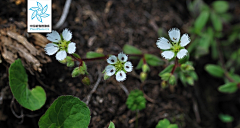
[38,95,91,128]
[9,59,46,111]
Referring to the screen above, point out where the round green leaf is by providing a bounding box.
[167,124,178,128]
[9,59,46,111]
[156,118,170,128]
[212,1,229,14]
[38,95,91,128]
[218,83,238,93]
[219,114,234,123]
[205,64,224,78]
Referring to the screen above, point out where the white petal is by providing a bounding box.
[168,28,180,42]
[180,34,191,47]
[46,30,61,42]
[156,37,172,50]
[56,50,67,61]
[105,65,116,76]
[118,52,128,62]
[44,43,59,55]
[62,28,72,41]
[67,42,76,54]
[177,49,188,59]
[107,55,117,64]
[116,70,126,82]
[161,51,174,60]
[124,61,133,72]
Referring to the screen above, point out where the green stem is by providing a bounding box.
[135,110,139,128]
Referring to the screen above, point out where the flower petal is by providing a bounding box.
[161,51,174,60]
[62,28,72,41]
[124,61,133,72]
[56,50,67,61]
[67,42,76,54]
[180,34,191,47]
[168,28,180,42]
[156,37,172,50]
[105,65,116,76]
[107,55,117,64]
[177,49,188,59]
[118,52,128,62]
[116,70,126,82]
[44,43,59,55]
[46,30,61,42]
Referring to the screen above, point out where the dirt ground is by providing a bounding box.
[1,0,240,128]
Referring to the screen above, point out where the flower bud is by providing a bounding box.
[82,76,90,86]
[161,81,168,89]
[169,74,176,85]
[140,72,147,82]
[142,64,150,73]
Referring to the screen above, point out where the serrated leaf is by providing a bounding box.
[86,51,104,58]
[159,64,174,76]
[194,10,209,34]
[212,1,229,14]
[205,64,224,78]
[218,83,238,93]
[123,44,142,54]
[145,54,164,66]
[9,59,46,111]
[156,118,170,128]
[108,121,115,128]
[38,96,90,128]
[219,114,234,123]
[210,12,222,31]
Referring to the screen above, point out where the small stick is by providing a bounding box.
[54,0,72,29]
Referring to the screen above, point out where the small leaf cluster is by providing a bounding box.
[156,118,178,128]
[123,44,164,82]
[205,64,240,93]
[126,89,146,111]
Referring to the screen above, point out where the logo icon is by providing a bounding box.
[29,2,50,23]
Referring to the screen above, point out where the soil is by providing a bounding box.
[1,0,240,128]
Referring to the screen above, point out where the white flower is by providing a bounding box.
[67,42,76,54]
[124,61,133,72]
[107,55,117,64]
[116,70,126,82]
[46,30,61,42]
[105,65,116,76]
[156,28,190,60]
[62,28,72,41]
[118,52,128,62]
[45,29,76,61]
[44,43,59,55]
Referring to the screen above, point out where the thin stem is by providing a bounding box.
[135,110,138,128]
[171,58,178,74]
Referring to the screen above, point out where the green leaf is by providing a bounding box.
[86,51,104,59]
[167,124,179,128]
[219,114,234,123]
[194,10,209,34]
[123,44,142,54]
[156,118,170,128]
[212,1,229,14]
[210,12,222,31]
[9,59,46,111]
[72,53,81,59]
[159,64,174,76]
[38,95,91,128]
[205,64,224,78]
[136,59,143,69]
[218,83,238,93]
[178,54,189,64]
[108,121,115,128]
[145,54,164,66]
